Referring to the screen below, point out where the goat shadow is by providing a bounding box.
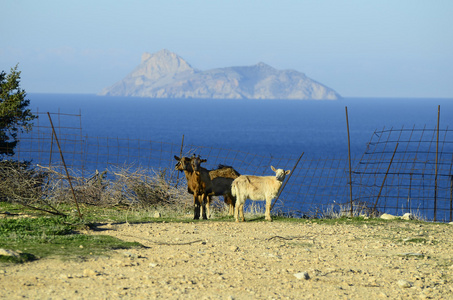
[241,216,269,222]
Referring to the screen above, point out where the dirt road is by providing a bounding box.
[1,220,452,299]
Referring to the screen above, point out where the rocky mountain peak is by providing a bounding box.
[135,49,194,80]
[99,50,341,100]
[254,62,273,69]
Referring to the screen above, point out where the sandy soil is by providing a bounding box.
[1,219,453,299]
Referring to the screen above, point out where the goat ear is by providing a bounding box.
[201,159,207,163]
[285,170,291,175]
[174,155,180,161]
[271,166,276,172]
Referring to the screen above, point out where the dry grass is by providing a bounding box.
[1,161,194,216]
[1,161,430,222]
[320,201,427,221]
[0,160,47,204]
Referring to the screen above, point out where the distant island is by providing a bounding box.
[99,49,341,100]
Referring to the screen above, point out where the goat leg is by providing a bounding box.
[204,195,212,219]
[234,199,245,222]
[194,198,201,220]
[201,194,208,220]
[224,193,236,216]
[265,198,272,221]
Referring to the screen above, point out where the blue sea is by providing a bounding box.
[20,94,453,221]
[26,94,453,158]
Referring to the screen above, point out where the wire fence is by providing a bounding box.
[353,126,453,222]
[4,110,453,222]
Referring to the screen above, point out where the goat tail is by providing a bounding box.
[231,180,238,198]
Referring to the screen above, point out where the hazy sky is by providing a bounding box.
[1,0,452,98]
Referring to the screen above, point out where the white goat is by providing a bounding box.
[231,166,290,222]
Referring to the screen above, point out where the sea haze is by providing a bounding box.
[27,94,453,158]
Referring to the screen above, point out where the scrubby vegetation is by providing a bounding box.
[1,160,432,265]
[0,161,196,215]
[0,160,242,264]
[0,162,195,264]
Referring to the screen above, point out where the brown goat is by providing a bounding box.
[190,155,213,218]
[190,156,240,218]
[174,155,210,219]
[175,155,240,219]
[208,165,240,215]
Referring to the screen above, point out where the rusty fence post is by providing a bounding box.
[373,143,399,212]
[345,107,354,217]
[450,174,453,223]
[174,134,184,188]
[47,112,83,219]
[49,131,54,168]
[434,105,440,222]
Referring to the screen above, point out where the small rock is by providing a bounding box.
[397,279,413,288]
[83,269,99,277]
[401,213,414,220]
[230,246,239,252]
[294,272,310,280]
[400,252,424,258]
[0,249,20,258]
[153,211,161,218]
[123,251,137,259]
[380,213,397,220]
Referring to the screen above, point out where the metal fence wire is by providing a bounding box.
[4,110,453,222]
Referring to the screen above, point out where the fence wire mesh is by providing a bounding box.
[4,110,453,221]
[353,126,453,222]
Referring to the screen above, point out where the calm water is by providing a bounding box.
[27,94,453,158]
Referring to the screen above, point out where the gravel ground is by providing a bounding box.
[1,220,453,299]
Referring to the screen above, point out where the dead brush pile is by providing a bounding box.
[108,165,191,209]
[0,160,48,204]
[1,161,192,215]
